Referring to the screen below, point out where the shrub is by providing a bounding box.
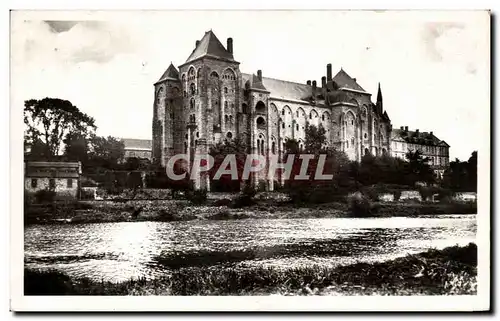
[347,192,373,217]
[231,184,256,208]
[34,189,56,204]
[186,189,207,205]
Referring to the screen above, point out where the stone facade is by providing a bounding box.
[121,138,152,161]
[152,31,401,190]
[390,126,450,179]
[24,161,81,200]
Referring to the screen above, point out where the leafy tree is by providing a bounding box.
[405,149,435,185]
[209,137,248,192]
[87,135,125,170]
[442,151,477,192]
[63,132,89,163]
[24,98,96,159]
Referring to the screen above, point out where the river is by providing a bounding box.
[24,215,476,283]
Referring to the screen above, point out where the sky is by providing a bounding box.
[10,10,490,161]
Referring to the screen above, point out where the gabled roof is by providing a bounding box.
[242,73,323,102]
[391,128,448,147]
[332,68,366,92]
[121,138,152,151]
[157,63,179,82]
[185,30,234,64]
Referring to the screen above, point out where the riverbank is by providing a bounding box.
[24,243,477,295]
[24,198,477,225]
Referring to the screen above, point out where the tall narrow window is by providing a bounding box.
[190,98,195,109]
[224,87,228,94]
[272,142,276,154]
[31,179,37,188]
[67,179,73,188]
[49,178,56,189]
[257,140,261,155]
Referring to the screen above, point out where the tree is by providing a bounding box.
[87,135,125,170]
[63,132,89,163]
[24,98,96,159]
[209,137,248,192]
[405,149,435,185]
[442,151,477,192]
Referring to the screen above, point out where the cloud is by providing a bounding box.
[18,20,136,64]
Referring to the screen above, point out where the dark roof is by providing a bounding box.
[157,63,179,82]
[332,68,366,92]
[242,73,322,102]
[391,128,448,147]
[25,161,81,178]
[185,30,234,64]
[122,138,152,151]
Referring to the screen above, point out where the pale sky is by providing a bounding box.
[11,10,490,161]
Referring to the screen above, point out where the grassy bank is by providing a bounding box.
[24,197,476,225]
[25,243,477,296]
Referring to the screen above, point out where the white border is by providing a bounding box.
[7,3,493,314]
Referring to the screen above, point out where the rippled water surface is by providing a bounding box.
[25,215,476,282]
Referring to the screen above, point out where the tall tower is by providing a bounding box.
[152,63,181,168]
[176,30,241,190]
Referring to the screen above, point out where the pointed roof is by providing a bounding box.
[377,82,383,103]
[157,63,179,82]
[185,30,234,64]
[332,68,366,92]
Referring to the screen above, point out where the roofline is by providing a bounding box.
[154,77,181,85]
[339,87,371,96]
[330,102,358,107]
[270,96,320,105]
[179,55,240,68]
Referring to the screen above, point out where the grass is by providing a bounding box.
[24,193,476,225]
[24,243,477,296]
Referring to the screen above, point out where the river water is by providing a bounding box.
[24,215,476,283]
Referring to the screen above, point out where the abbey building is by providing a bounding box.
[152,30,394,190]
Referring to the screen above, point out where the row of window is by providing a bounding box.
[31,178,73,189]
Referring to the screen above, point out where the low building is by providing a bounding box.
[24,161,82,200]
[121,138,152,161]
[390,126,450,179]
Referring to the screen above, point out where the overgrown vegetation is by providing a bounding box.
[24,243,477,296]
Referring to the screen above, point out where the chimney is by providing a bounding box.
[327,63,332,80]
[405,126,408,131]
[430,131,433,136]
[307,80,311,86]
[353,78,357,82]
[196,40,200,47]
[321,76,326,88]
[400,126,404,130]
[227,38,233,54]
[416,129,419,136]
[257,70,262,81]
[312,80,317,99]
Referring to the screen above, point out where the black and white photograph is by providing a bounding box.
[9,9,490,312]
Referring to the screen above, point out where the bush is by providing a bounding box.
[347,192,373,217]
[34,190,56,204]
[186,189,207,205]
[231,184,256,208]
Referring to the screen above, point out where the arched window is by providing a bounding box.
[309,113,312,119]
[257,140,261,154]
[225,115,229,123]
[196,132,199,138]
[296,110,299,117]
[190,83,196,95]
[272,141,276,154]
[351,138,354,146]
[224,87,228,94]
[351,120,354,125]
[227,132,233,139]
[210,71,219,79]
[224,101,228,109]
[190,98,195,109]
[296,124,299,131]
[282,109,285,116]
[183,91,187,98]
[322,115,325,121]
[188,67,196,81]
[229,115,233,122]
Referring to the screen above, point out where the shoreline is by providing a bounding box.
[24,199,477,225]
[24,243,477,296]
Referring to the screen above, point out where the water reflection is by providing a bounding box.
[25,215,476,282]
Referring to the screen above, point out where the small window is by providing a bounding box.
[282,110,285,116]
[67,179,73,188]
[351,120,354,125]
[272,142,276,154]
[296,111,299,117]
[49,178,56,189]
[322,115,325,121]
[364,133,367,139]
[351,138,355,145]
[224,87,228,94]
[296,124,299,131]
[226,132,233,139]
[282,123,285,129]
[31,179,37,188]
[309,114,312,119]
[224,101,228,109]
[196,132,199,138]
